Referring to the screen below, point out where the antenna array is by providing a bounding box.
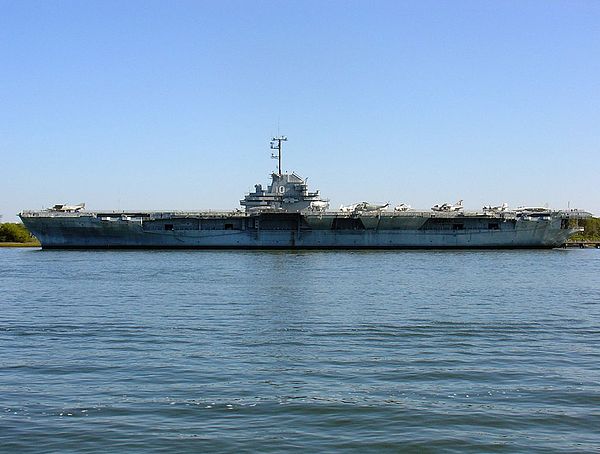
[270,136,287,176]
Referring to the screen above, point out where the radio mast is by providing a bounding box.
[270,136,287,176]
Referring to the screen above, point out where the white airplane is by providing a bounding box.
[309,200,330,211]
[514,206,551,213]
[339,203,360,213]
[431,200,463,212]
[355,202,389,212]
[247,205,282,213]
[51,203,85,212]
[394,203,412,212]
[483,202,508,212]
[340,202,389,213]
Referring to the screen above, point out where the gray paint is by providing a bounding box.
[19,170,588,249]
[19,210,582,249]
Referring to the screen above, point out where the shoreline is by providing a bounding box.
[0,242,41,248]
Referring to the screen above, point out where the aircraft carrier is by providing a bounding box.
[20,137,589,249]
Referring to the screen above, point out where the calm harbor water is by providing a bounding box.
[1,248,599,452]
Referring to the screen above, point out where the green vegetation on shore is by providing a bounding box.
[571,217,600,242]
[0,222,40,246]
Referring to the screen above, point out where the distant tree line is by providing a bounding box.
[572,217,600,241]
[0,223,35,243]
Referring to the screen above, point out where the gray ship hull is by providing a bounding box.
[20,137,589,249]
[20,211,579,249]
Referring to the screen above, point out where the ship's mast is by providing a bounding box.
[270,136,287,176]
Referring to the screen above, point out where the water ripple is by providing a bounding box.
[1,249,599,452]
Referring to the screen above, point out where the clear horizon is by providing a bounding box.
[1,0,599,222]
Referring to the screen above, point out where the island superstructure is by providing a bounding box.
[20,137,589,249]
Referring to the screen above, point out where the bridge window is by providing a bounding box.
[452,224,464,231]
[164,224,174,231]
[224,223,234,230]
[488,223,500,230]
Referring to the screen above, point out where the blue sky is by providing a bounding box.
[1,0,599,221]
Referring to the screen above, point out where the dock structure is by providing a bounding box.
[564,241,600,248]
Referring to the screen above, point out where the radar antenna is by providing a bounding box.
[270,136,287,176]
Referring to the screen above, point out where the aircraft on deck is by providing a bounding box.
[340,202,389,213]
[50,203,85,212]
[483,203,508,213]
[431,200,463,212]
[394,203,412,212]
[309,200,330,211]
